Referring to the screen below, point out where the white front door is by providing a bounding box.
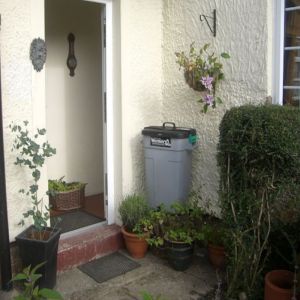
[83,0,115,224]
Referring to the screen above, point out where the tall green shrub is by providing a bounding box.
[218,105,300,299]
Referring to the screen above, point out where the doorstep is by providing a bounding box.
[57,223,124,272]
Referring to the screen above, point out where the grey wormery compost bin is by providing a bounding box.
[142,122,197,208]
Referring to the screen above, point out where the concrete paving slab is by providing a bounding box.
[58,249,217,300]
[0,249,217,300]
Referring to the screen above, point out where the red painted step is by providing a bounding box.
[57,224,124,272]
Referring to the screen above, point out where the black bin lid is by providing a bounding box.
[142,122,196,139]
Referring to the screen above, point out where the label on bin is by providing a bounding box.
[150,137,171,147]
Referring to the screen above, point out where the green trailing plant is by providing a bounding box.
[175,42,230,113]
[133,217,153,236]
[12,262,63,300]
[163,202,204,244]
[144,205,168,247]
[164,228,199,245]
[118,194,150,232]
[48,177,86,197]
[218,105,300,300]
[144,202,205,247]
[10,121,57,238]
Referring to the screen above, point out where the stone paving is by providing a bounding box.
[0,248,217,300]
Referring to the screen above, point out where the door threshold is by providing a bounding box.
[60,220,108,240]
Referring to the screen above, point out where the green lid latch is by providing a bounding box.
[188,134,197,145]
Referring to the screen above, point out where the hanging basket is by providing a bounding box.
[184,70,206,92]
[50,187,85,211]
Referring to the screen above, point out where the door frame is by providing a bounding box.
[83,0,115,224]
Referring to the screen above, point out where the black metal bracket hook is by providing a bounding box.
[199,9,216,37]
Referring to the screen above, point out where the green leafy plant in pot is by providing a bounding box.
[10,121,61,289]
[48,177,87,211]
[144,205,169,258]
[118,194,150,258]
[202,219,227,269]
[164,202,204,271]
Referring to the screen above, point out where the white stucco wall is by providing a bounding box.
[162,0,274,212]
[120,0,163,196]
[0,0,48,240]
[0,0,275,237]
[45,0,103,196]
[0,0,121,239]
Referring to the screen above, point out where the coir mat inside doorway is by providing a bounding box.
[78,252,141,283]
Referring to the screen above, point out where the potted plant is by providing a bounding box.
[118,194,150,258]
[175,42,230,112]
[144,205,168,258]
[265,182,300,300]
[10,121,61,289]
[48,177,87,211]
[163,202,204,271]
[203,220,227,269]
[264,230,299,300]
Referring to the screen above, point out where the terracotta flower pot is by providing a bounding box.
[207,243,226,269]
[121,226,148,259]
[264,270,298,300]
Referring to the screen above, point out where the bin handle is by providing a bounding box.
[162,122,176,129]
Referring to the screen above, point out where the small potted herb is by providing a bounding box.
[118,194,150,258]
[48,177,87,211]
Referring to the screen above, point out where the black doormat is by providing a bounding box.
[78,252,141,283]
[51,210,105,234]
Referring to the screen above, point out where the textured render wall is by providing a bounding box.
[45,0,103,196]
[120,0,163,196]
[162,0,273,212]
[0,0,46,240]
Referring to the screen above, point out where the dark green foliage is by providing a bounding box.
[145,202,205,246]
[12,262,63,300]
[217,105,300,299]
[163,202,204,244]
[218,105,300,228]
[218,105,300,193]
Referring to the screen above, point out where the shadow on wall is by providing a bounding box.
[130,134,145,194]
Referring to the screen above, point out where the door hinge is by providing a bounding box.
[104,91,107,123]
[105,199,108,206]
[105,173,108,196]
